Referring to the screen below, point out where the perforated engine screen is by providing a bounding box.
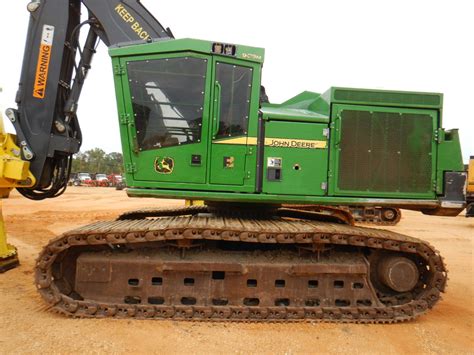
[337,109,433,194]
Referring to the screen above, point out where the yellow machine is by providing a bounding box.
[0,113,35,272]
[468,157,474,194]
[466,156,474,217]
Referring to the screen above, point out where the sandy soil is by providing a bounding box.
[0,187,472,354]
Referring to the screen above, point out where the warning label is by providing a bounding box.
[33,25,55,99]
[115,4,151,41]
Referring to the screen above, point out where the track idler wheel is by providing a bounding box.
[382,209,397,221]
[377,256,419,293]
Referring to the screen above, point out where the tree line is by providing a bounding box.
[72,148,124,175]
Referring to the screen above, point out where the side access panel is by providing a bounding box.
[262,120,329,196]
[329,104,438,198]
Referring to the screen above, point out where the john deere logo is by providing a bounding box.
[154,157,174,174]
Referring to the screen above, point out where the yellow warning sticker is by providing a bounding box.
[115,4,151,41]
[33,25,55,99]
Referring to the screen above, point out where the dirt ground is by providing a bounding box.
[0,187,472,354]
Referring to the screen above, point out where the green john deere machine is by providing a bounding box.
[11,1,466,323]
[111,39,464,213]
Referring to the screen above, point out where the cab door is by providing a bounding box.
[209,58,259,189]
[121,54,212,186]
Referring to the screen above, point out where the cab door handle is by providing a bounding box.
[212,81,221,139]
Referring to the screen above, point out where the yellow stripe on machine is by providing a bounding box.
[214,137,327,149]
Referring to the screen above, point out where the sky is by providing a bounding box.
[0,0,472,162]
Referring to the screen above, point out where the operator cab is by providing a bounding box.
[111,38,264,192]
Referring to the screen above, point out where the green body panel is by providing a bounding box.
[261,90,330,123]
[329,87,443,110]
[262,121,328,196]
[133,144,208,184]
[435,129,464,194]
[209,144,248,185]
[259,106,328,123]
[109,38,465,210]
[127,187,440,208]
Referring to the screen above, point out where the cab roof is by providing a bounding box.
[109,38,265,64]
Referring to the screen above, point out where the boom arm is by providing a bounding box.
[7,0,172,200]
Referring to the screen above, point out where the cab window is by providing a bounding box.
[127,57,207,150]
[215,63,252,139]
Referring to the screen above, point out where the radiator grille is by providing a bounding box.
[338,110,433,194]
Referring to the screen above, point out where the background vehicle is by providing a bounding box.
[115,176,126,190]
[74,172,92,186]
[94,173,109,187]
[466,156,474,217]
[107,174,123,187]
[0,0,467,322]
[67,173,77,186]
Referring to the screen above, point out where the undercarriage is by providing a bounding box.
[35,206,446,323]
[283,205,402,226]
[345,207,402,226]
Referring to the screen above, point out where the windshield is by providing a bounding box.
[127,56,207,151]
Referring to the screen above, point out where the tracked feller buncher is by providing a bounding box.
[7,0,467,323]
